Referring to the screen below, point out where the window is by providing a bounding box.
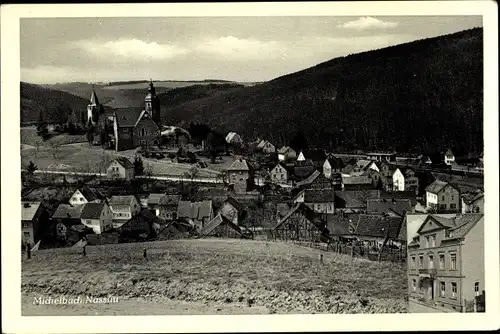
[475,282,480,296]
[451,282,457,297]
[425,236,429,248]
[23,232,30,238]
[440,282,446,297]
[450,203,456,209]
[450,254,457,270]
[419,256,424,269]
[442,196,445,201]
[451,195,454,200]
[411,256,416,269]
[440,204,446,210]
[430,235,436,247]
[429,255,434,269]
[22,223,28,228]
[80,197,84,202]
[412,279,417,291]
[439,254,445,269]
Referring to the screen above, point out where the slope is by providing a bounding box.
[164,28,483,156]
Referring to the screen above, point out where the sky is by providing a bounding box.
[20,16,482,84]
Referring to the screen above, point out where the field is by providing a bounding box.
[22,239,408,315]
[21,127,87,147]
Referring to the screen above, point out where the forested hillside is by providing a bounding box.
[164,28,483,156]
[20,82,89,124]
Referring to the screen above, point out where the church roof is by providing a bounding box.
[90,87,99,106]
[114,108,143,128]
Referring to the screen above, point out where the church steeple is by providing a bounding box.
[90,85,99,106]
[87,84,101,127]
[145,79,161,125]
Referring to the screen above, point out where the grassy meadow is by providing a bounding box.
[22,239,408,315]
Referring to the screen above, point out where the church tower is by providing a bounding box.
[87,86,101,127]
[144,79,161,125]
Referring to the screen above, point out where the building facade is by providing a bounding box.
[227,159,251,194]
[425,180,460,213]
[407,214,484,312]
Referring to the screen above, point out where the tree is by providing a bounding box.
[36,112,48,138]
[206,131,225,164]
[134,155,144,176]
[26,161,38,178]
[49,142,60,160]
[290,130,308,153]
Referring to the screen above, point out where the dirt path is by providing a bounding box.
[22,294,270,316]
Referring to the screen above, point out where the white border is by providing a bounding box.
[1,2,499,333]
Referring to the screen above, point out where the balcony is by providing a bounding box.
[418,268,437,278]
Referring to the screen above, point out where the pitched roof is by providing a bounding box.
[462,192,484,205]
[225,132,242,143]
[224,196,245,212]
[445,149,455,158]
[257,140,274,149]
[425,180,451,194]
[276,202,291,218]
[177,201,193,218]
[109,195,137,207]
[80,203,106,219]
[300,149,327,162]
[200,213,242,236]
[342,175,373,185]
[325,156,345,169]
[304,189,336,203]
[198,200,213,219]
[177,200,212,220]
[89,87,99,105]
[52,204,84,219]
[334,190,381,208]
[21,201,42,221]
[228,159,249,171]
[326,214,359,236]
[278,146,295,154]
[114,108,143,128]
[366,198,412,217]
[446,214,483,239]
[112,157,134,169]
[379,190,418,206]
[296,170,321,187]
[354,214,403,239]
[274,202,326,230]
[341,164,355,175]
[77,186,101,202]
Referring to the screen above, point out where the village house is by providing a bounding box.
[392,167,419,194]
[407,214,484,312]
[294,189,335,214]
[444,149,456,166]
[325,213,359,241]
[277,146,297,161]
[21,201,48,248]
[256,140,276,153]
[51,204,89,244]
[79,202,113,234]
[334,190,381,213]
[200,213,244,239]
[176,200,214,230]
[118,209,159,240]
[219,196,246,226]
[227,158,251,194]
[341,175,374,190]
[352,214,404,249]
[307,172,336,190]
[293,159,316,180]
[297,149,327,169]
[461,191,484,214]
[147,194,181,220]
[323,155,345,179]
[425,180,460,213]
[270,162,294,185]
[274,203,328,242]
[108,195,141,228]
[69,186,103,206]
[107,157,135,180]
[366,198,413,217]
[225,132,243,146]
[341,159,379,178]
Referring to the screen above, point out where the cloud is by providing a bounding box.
[338,17,399,30]
[195,36,284,60]
[72,39,189,60]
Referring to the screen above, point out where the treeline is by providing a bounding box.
[20,82,89,124]
[164,28,483,156]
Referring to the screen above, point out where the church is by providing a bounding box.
[86,80,162,152]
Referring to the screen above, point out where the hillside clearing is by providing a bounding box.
[22,239,407,315]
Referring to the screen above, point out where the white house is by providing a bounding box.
[225,132,243,145]
[108,195,141,228]
[392,167,419,194]
[107,157,135,180]
[425,180,460,212]
[69,186,102,206]
[270,163,292,184]
[444,149,455,166]
[277,146,297,161]
[79,202,113,234]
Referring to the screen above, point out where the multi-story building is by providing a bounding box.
[227,159,251,194]
[425,180,460,213]
[407,213,484,312]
